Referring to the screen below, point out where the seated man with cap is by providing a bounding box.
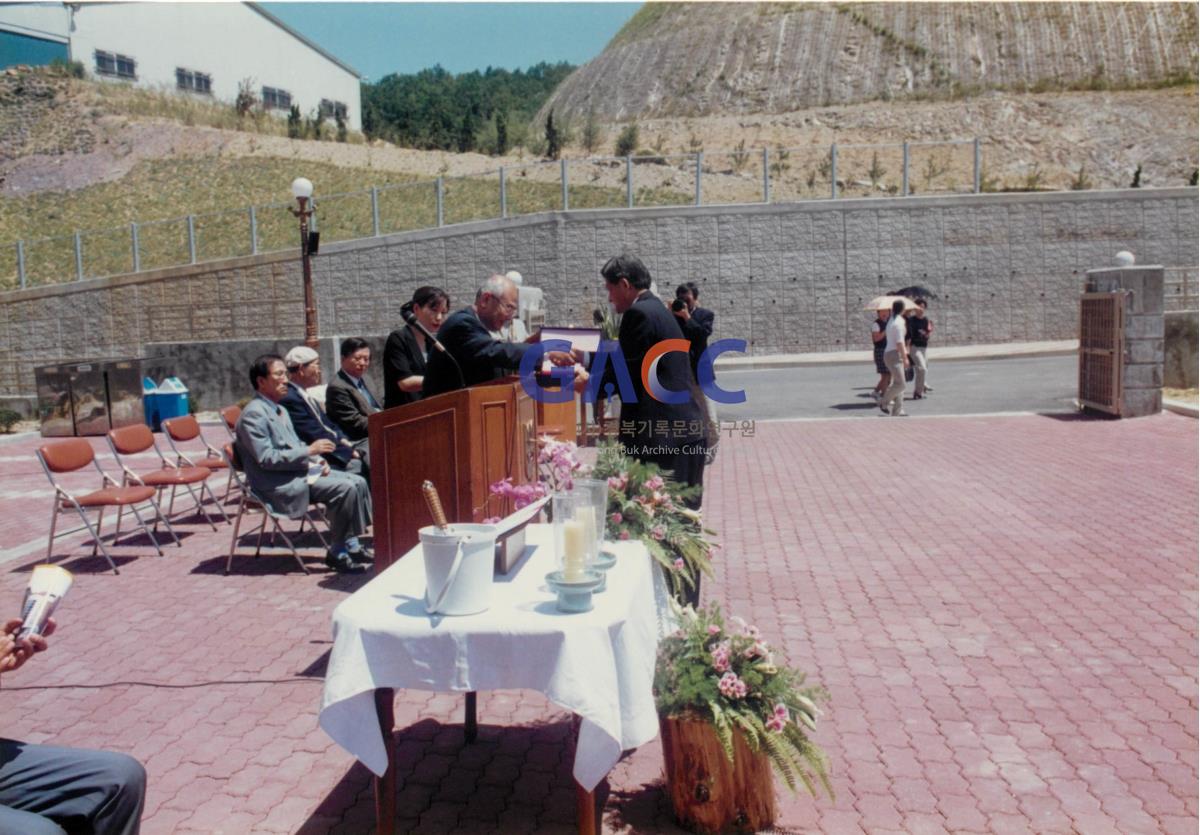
[280,346,370,484]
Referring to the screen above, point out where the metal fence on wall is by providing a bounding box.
[0,139,983,292]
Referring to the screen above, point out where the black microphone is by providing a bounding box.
[402,307,447,353]
[404,308,465,390]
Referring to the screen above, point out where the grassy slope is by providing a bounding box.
[1,154,686,287]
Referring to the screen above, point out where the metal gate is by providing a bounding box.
[1078,292,1125,414]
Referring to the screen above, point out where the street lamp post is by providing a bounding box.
[290,177,318,349]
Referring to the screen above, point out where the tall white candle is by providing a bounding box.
[562,519,587,581]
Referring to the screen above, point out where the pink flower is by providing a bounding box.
[743,641,770,659]
[711,644,731,673]
[672,558,685,571]
[765,715,786,733]
[645,475,665,491]
[718,672,747,699]
[610,512,623,525]
[651,525,666,541]
[607,474,627,492]
[773,703,789,721]
[707,624,721,636]
[618,530,630,541]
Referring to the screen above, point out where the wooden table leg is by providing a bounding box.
[464,691,478,743]
[374,688,396,835]
[575,780,597,835]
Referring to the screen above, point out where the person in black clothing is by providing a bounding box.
[906,297,934,398]
[673,282,715,379]
[422,274,580,398]
[870,308,890,403]
[383,286,450,409]
[597,256,707,502]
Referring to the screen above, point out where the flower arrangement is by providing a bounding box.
[482,435,582,522]
[656,602,834,798]
[590,442,713,603]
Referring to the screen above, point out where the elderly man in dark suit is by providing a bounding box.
[280,346,369,483]
[236,354,371,574]
[326,337,381,442]
[597,255,707,502]
[422,273,581,398]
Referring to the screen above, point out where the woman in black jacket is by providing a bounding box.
[382,285,450,409]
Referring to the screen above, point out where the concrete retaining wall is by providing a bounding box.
[1165,311,1198,389]
[1,187,1195,412]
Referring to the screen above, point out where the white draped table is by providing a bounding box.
[318,524,665,834]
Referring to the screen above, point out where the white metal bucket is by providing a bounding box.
[419,524,495,616]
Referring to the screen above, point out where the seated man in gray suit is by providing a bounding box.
[326,337,380,441]
[236,354,372,574]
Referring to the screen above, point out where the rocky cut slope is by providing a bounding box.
[540,2,1198,122]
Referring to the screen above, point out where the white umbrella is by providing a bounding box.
[864,295,917,312]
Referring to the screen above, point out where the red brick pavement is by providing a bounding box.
[0,413,1195,833]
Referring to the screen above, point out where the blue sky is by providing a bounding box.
[263,2,642,81]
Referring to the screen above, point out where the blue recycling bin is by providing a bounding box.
[142,376,189,430]
[142,377,161,430]
[156,377,190,425]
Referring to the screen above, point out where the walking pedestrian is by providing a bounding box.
[881,299,910,416]
[907,297,934,398]
[870,307,890,403]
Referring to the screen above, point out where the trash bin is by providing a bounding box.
[157,377,190,426]
[142,377,161,431]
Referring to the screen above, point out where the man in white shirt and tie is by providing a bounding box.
[326,337,382,442]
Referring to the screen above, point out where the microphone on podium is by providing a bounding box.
[402,307,448,354]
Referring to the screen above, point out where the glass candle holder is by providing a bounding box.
[572,478,609,555]
[553,491,588,581]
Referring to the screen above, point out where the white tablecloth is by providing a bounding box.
[318,524,663,791]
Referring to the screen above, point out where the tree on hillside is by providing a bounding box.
[582,107,603,155]
[615,123,639,157]
[545,109,561,160]
[495,110,509,156]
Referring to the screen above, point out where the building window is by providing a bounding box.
[262,86,292,110]
[319,98,348,121]
[95,50,136,79]
[175,68,212,94]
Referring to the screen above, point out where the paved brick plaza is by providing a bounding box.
[0,412,1195,834]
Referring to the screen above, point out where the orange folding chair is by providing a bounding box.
[161,414,234,499]
[223,442,329,575]
[36,438,180,574]
[106,424,227,531]
[219,405,242,440]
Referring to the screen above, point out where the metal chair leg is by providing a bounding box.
[148,499,181,547]
[226,500,248,574]
[269,517,307,574]
[114,501,126,541]
[68,503,119,574]
[200,480,229,524]
[126,501,164,556]
[45,504,60,561]
[180,482,218,531]
[91,506,105,557]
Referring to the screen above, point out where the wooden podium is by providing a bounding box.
[367,379,536,572]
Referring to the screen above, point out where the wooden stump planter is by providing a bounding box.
[660,713,776,834]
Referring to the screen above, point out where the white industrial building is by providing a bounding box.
[0,2,362,130]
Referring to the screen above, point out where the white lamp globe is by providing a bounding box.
[291,177,314,200]
[1114,250,1135,267]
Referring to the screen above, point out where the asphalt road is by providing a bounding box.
[712,353,1079,421]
